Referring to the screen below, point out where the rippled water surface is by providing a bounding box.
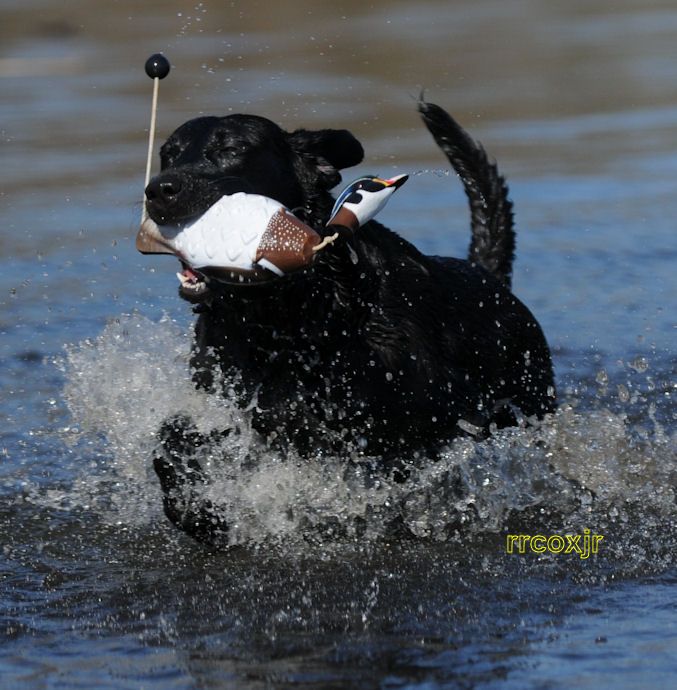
[1,1,676,688]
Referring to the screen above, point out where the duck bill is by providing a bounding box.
[136,216,177,256]
[381,173,409,189]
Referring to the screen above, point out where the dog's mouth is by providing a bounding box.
[175,261,284,303]
[176,263,211,302]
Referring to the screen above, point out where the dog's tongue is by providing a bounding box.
[180,266,201,282]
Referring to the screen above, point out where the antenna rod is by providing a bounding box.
[142,53,171,222]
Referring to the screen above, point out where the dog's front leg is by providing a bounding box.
[153,414,230,545]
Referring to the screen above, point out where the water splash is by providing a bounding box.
[410,168,454,178]
[56,313,675,551]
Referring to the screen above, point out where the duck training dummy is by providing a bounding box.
[136,174,409,290]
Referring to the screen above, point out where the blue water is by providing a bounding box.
[1,1,676,688]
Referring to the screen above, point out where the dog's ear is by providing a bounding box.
[289,128,364,188]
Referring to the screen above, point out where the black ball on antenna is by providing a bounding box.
[144,53,170,80]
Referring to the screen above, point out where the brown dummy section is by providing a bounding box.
[325,206,359,233]
[255,208,322,273]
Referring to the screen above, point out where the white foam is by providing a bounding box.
[56,313,676,548]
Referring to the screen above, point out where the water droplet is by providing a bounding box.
[629,356,648,373]
[617,384,630,403]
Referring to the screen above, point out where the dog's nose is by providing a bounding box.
[145,174,183,204]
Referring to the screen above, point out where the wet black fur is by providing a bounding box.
[146,101,556,544]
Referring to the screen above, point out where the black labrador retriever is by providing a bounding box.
[143,101,556,543]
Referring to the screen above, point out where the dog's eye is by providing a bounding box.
[208,146,243,167]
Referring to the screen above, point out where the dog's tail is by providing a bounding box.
[418,100,515,288]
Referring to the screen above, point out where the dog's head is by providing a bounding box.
[145,114,364,227]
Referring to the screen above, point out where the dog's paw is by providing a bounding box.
[153,413,232,544]
[154,414,207,493]
[158,413,200,450]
